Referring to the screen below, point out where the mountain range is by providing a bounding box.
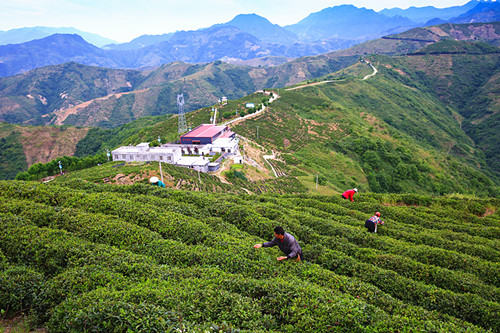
[0,1,499,78]
[0,22,499,193]
[1,22,498,128]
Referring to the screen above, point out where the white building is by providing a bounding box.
[176,156,210,172]
[111,124,240,173]
[112,143,181,164]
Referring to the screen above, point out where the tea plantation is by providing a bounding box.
[0,180,499,332]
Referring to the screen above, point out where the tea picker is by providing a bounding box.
[253,226,303,261]
[150,176,165,188]
[365,212,384,233]
[342,188,358,202]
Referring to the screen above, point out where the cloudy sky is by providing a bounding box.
[1,0,472,42]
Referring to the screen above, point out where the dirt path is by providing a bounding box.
[285,80,337,91]
[363,61,378,80]
[52,88,151,125]
[222,90,279,126]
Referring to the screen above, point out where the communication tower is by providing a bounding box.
[177,94,188,134]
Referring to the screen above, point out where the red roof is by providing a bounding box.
[181,124,227,139]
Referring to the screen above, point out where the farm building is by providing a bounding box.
[111,144,181,163]
[180,124,235,145]
[111,124,240,173]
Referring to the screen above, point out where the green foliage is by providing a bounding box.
[15,154,108,181]
[0,130,27,180]
[0,180,498,332]
[224,169,248,181]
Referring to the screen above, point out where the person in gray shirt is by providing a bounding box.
[253,226,303,261]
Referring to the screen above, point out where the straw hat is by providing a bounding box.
[150,176,159,183]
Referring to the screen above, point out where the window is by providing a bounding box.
[167,156,172,161]
[160,156,163,161]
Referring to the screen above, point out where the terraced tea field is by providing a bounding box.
[0,180,498,332]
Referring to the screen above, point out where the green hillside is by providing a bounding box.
[389,41,500,173]
[0,124,27,180]
[2,22,499,130]
[0,180,498,332]
[16,51,499,196]
[228,56,498,196]
[0,57,359,129]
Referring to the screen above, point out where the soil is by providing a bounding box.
[52,89,151,126]
[18,126,89,167]
[0,315,47,333]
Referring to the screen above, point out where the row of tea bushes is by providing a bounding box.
[0,180,498,332]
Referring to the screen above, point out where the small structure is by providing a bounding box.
[245,103,255,108]
[176,156,210,172]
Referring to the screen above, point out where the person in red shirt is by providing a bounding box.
[365,212,384,233]
[342,188,358,202]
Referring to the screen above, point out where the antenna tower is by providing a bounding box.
[177,94,188,134]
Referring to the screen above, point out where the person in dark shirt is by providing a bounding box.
[253,226,303,261]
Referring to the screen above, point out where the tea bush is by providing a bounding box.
[0,180,498,332]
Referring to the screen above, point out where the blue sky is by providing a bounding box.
[1,0,472,42]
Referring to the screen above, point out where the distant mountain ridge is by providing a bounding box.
[284,4,416,41]
[1,2,497,77]
[219,14,298,45]
[0,27,358,77]
[450,1,500,23]
[380,0,481,23]
[0,34,115,77]
[0,26,116,47]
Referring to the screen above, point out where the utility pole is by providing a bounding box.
[177,94,188,134]
[159,161,164,184]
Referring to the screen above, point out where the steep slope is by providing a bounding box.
[0,62,146,125]
[0,122,89,179]
[0,34,117,77]
[228,57,497,195]
[392,40,500,173]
